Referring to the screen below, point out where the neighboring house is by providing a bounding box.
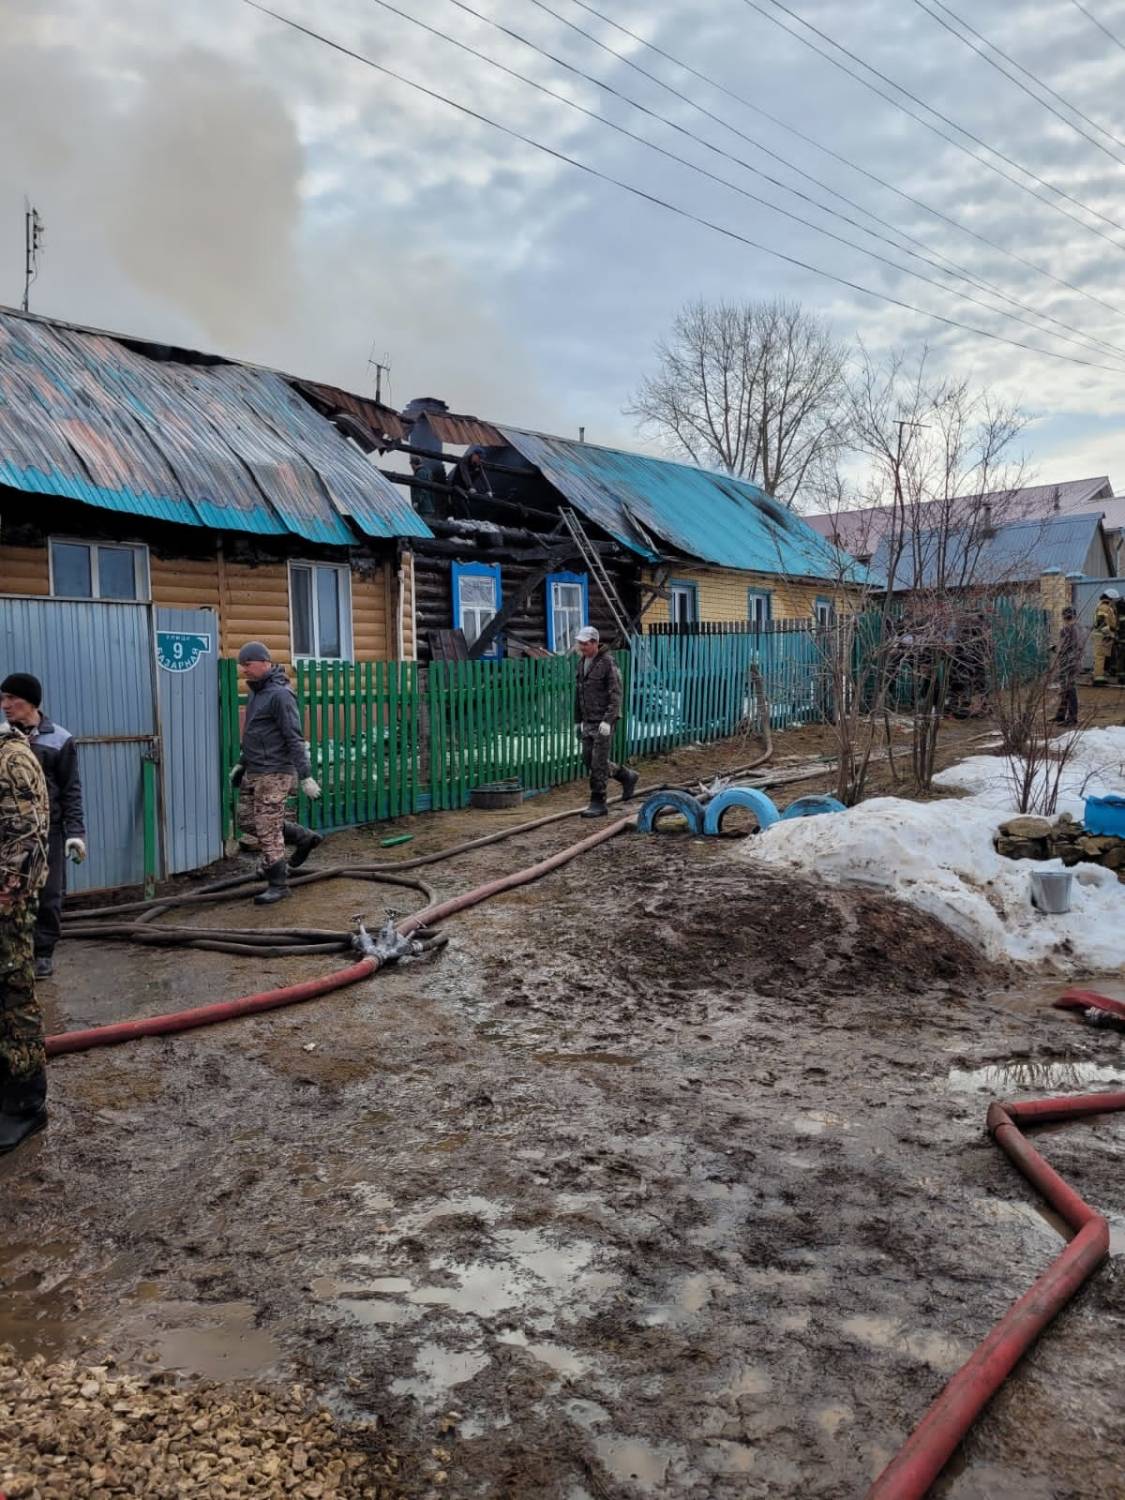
[0,306,431,661]
[866,511,1116,629]
[804,477,1117,571]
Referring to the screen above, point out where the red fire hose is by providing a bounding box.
[45,815,633,1058]
[867,1065,1125,1498]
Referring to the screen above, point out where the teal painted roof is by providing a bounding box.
[0,307,433,546]
[499,427,869,584]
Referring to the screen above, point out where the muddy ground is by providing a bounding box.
[4,717,1125,1499]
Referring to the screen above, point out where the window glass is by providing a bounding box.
[461,576,496,608]
[671,586,696,624]
[51,542,93,598]
[748,591,771,629]
[98,545,138,600]
[316,566,342,658]
[552,581,584,652]
[291,567,314,656]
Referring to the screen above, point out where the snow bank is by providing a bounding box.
[738,728,1125,971]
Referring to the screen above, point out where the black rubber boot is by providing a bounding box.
[615,767,639,801]
[34,955,53,979]
[254,859,291,905]
[0,1067,47,1154]
[284,821,323,870]
[581,795,609,819]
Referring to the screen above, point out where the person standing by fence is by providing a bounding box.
[574,627,638,817]
[1052,607,1082,727]
[0,673,86,979]
[229,644,322,905]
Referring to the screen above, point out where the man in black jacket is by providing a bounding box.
[574,627,638,817]
[230,643,322,905]
[0,673,86,979]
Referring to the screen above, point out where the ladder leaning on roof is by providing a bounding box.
[559,506,637,642]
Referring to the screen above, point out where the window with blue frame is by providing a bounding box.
[547,571,589,653]
[747,588,772,629]
[668,579,699,625]
[452,561,502,657]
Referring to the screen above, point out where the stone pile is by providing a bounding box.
[995,813,1125,881]
[0,1348,411,1499]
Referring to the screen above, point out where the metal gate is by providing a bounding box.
[0,597,157,893]
[155,607,222,874]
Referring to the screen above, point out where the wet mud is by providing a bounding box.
[4,808,1125,1498]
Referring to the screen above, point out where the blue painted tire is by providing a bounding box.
[779,795,847,820]
[702,786,780,836]
[636,790,706,835]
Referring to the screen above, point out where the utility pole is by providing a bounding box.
[22,200,44,313]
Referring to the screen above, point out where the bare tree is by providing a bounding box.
[816,351,1038,798]
[627,298,849,505]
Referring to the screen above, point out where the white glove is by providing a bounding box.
[597,721,612,738]
[301,777,322,800]
[65,837,87,864]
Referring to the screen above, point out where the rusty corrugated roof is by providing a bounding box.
[0,308,431,545]
[423,410,505,446]
[293,380,406,441]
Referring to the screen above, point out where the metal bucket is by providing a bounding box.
[1030,870,1074,915]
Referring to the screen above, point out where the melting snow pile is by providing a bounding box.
[741,728,1125,971]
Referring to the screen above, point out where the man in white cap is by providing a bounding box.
[229,643,322,904]
[574,627,638,817]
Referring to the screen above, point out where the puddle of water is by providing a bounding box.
[842,1314,967,1374]
[408,1266,521,1318]
[595,1436,681,1487]
[497,1328,588,1376]
[340,1298,417,1327]
[792,1110,849,1137]
[565,1398,611,1431]
[533,1052,638,1068]
[390,1341,490,1405]
[353,1187,395,1212]
[948,1059,1125,1095]
[154,1301,282,1380]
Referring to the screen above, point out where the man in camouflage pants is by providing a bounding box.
[230,643,322,906]
[0,719,50,1153]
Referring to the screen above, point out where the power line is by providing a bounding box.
[743,0,1125,247]
[386,0,1125,364]
[1070,0,1125,52]
[240,0,1125,376]
[912,0,1125,164]
[559,0,1125,321]
[519,0,1125,361]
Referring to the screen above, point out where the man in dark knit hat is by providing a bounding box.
[230,644,322,905]
[0,673,86,979]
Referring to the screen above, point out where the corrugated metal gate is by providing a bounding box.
[156,607,222,874]
[0,597,156,893]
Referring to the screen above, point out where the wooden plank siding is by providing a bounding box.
[0,538,397,664]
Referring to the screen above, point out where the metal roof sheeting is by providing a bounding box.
[499,426,867,582]
[871,512,1110,590]
[0,309,432,545]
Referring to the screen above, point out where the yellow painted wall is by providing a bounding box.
[0,540,397,663]
[0,544,50,595]
[1038,571,1069,633]
[641,565,853,625]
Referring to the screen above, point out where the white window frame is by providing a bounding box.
[288,560,354,661]
[48,537,151,601]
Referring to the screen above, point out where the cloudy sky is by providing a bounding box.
[4,0,1125,497]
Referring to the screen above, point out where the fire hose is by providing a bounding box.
[868,1060,1125,1499]
[45,815,633,1057]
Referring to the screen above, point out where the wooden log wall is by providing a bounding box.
[411,549,638,662]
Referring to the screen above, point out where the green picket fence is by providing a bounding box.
[219,657,420,838]
[427,654,628,811]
